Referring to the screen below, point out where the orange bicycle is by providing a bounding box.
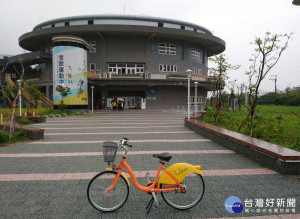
[87,138,205,213]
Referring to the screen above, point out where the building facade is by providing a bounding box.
[16,15,226,109]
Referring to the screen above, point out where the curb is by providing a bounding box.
[184,118,300,175]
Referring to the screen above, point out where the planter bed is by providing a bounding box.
[15,116,46,123]
[185,118,300,175]
[0,123,44,140]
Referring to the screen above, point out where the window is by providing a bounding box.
[108,63,144,74]
[158,43,176,55]
[51,24,55,28]
[159,64,177,72]
[159,65,163,72]
[88,20,94,25]
[192,67,202,74]
[136,67,144,73]
[181,25,185,30]
[90,41,96,52]
[158,22,163,27]
[65,22,70,26]
[90,63,96,71]
[191,48,202,60]
[108,67,116,73]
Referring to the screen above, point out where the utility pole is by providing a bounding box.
[269,75,277,93]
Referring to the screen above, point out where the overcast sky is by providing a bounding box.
[0,0,299,92]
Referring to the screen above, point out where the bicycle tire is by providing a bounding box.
[87,171,129,212]
[161,172,205,210]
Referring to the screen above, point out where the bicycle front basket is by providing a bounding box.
[103,142,118,163]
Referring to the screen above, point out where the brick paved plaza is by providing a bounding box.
[0,110,299,218]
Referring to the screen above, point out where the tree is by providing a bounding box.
[56,85,71,113]
[0,62,25,141]
[23,81,42,114]
[244,32,292,136]
[258,85,300,106]
[231,82,246,111]
[208,54,240,123]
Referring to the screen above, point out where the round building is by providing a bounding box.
[19,14,225,109]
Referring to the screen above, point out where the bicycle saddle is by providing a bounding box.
[153,152,172,162]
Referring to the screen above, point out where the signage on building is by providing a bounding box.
[53,46,88,105]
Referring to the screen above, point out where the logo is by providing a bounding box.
[225,196,243,213]
[173,168,188,175]
[150,88,155,94]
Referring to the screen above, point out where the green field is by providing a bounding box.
[202,105,300,152]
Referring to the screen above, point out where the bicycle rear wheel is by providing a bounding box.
[161,172,205,210]
[87,171,129,212]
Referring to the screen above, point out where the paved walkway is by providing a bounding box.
[0,110,299,218]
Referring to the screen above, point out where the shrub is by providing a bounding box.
[0,107,53,119]
[19,117,31,125]
[35,107,52,116]
[65,109,72,115]
[0,131,9,143]
[10,131,29,143]
[15,131,28,140]
[58,102,67,112]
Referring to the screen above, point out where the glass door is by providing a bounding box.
[126,68,135,74]
[124,97,135,109]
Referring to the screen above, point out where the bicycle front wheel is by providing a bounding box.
[161,172,205,210]
[87,171,129,212]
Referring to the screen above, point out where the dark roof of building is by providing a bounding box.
[0,51,51,66]
[19,14,225,56]
[33,14,213,34]
[293,0,300,5]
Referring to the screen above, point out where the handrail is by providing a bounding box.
[6,76,53,109]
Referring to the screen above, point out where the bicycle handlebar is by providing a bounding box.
[119,138,132,156]
[119,138,132,147]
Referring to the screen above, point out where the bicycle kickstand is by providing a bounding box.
[146,197,154,215]
[146,189,160,215]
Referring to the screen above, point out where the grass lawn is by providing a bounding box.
[202,105,300,152]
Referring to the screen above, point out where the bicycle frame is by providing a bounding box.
[107,156,184,194]
[87,139,205,213]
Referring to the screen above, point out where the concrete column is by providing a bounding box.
[46,85,50,99]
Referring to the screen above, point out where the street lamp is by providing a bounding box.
[17,79,22,116]
[186,69,193,120]
[194,81,198,114]
[91,86,94,114]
